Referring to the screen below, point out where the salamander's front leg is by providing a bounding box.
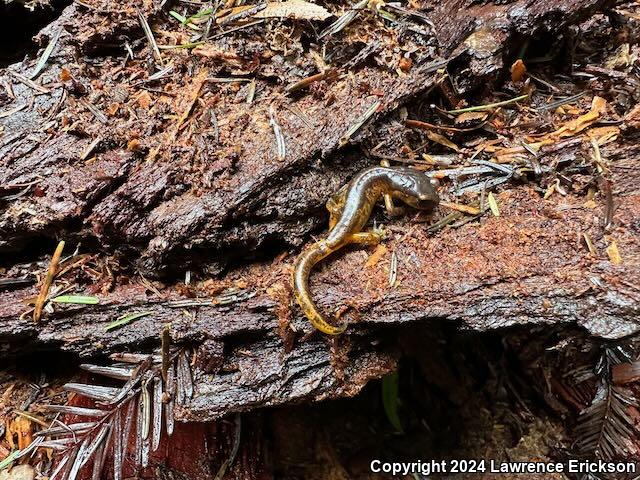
[380,159,405,217]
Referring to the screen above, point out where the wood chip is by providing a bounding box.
[254,0,331,20]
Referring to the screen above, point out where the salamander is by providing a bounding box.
[293,166,440,335]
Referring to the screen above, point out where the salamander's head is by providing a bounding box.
[391,168,440,210]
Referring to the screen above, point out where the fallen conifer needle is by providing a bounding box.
[34,241,65,322]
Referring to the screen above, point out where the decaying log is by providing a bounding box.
[2,0,639,424]
[1,0,609,273]
[2,134,639,420]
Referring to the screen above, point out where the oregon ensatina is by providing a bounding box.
[293,166,440,335]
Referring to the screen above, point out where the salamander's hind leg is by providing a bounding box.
[348,226,387,246]
[326,184,348,230]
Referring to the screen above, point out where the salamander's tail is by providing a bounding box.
[293,243,347,335]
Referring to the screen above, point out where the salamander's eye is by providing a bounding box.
[430,178,440,189]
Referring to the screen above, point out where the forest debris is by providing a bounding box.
[606,240,622,265]
[318,0,367,39]
[388,251,398,287]
[161,326,171,383]
[550,96,607,139]
[10,417,32,450]
[425,131,459,151]
[147,68,208,162]
[510,59,526,82]
[582,233,597,256]
[536,92,587,112]
[0,104,27,119]
[365,244,387,268]
[487,192,500,217]
[79,137,101,161]
[33,241,64,322]
[439,201,481,215]
[78,98,108,124]
[612,361,640,385]
[254,0,331,20]
[339,100,380,147]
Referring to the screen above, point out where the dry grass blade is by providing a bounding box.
[78,98,108,124]
[536,91,587,111]
[388,251,397,287]
[318,0,367,39]
[447,94,529,114]
[110,352,160,364]
[152,378,163,451]
[30,27,63,79]
[113,407,123,480]
[34,240,64,321]
[141,379,152,440]
[67,435,90,480]
[165,363,176,436]
[135,395,143,468]
[0,103,27,119]
[269,106,286,161]
[42,405,107,418]
[91,442,106,480]
[80,364,133,380]
[79,424,111,470]
[177,351,194,405]
[39,439,73,450]
[36,422,96,438]
[339,100,381,147]
[49,455,69,480]
[137,9,163,65]
[63,383,119,402]
[217,3,267,25]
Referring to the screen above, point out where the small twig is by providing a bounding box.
[217,3,266,25]
[34,241,65,322]
[447,94,529,114]
[6,70,51,94]
[286,69,338,94]
[536,91,587,112]
[161,325,171,383]
[78,98,108,124]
